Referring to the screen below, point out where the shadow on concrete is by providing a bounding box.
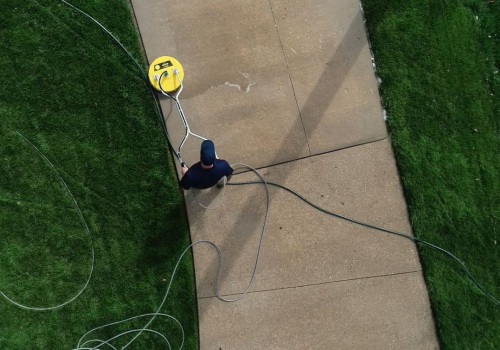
[194,8,367,324]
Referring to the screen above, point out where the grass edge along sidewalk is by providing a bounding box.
[0,0,198,349]
[361,0,500,349]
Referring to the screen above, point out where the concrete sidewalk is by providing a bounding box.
[130,0,439,349]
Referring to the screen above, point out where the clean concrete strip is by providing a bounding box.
[131,0,310,168]
[130,0,386,169]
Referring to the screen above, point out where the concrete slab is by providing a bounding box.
[131,0,386,169]
[186,140,420,298]
[270,0,387,154]
[132,0,310,169]
[198,272,438,350]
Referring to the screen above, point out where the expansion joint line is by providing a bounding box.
[266,0,311,155]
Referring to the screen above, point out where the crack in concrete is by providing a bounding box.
[266,0,312,156]
[198,269,423,300]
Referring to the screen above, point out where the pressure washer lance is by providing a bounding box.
[148,56,213,167]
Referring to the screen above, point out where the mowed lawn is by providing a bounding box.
[361,0,499,349]
[0,1,197,349]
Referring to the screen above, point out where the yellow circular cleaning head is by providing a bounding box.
[148,56,184,93]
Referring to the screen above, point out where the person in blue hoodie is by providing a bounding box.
[179,140,233,190]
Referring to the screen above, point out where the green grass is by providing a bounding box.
[361,0,499,348]
[0,0,197,349]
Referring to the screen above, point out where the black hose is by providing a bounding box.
[228,180,500,306]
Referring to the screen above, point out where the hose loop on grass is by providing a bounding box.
[59,0,181,164]
[75,164,268,350]
[0,130,95,311]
